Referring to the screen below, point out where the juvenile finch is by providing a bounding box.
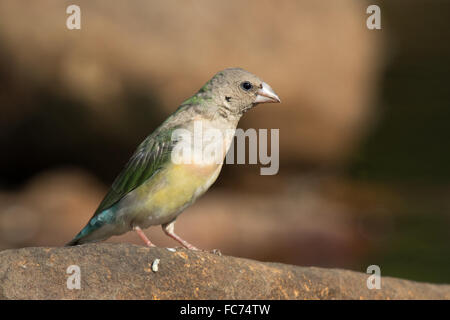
[67,68,280,249]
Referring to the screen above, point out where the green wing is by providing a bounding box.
[93,126,177,216]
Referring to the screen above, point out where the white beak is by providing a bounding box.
[255,82,281,104]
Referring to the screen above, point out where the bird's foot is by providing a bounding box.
[183,243,200,251]
[162,223,199,250]
[174,242,199,251]
[133,226,155,247]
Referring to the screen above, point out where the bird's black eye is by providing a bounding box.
[240,81,253,91]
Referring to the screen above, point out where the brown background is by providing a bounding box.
[0,0,449,283]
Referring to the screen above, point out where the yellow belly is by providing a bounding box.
[123,161,222,227]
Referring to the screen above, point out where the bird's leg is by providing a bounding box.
[133,226,155,247]
[162,221,199,250]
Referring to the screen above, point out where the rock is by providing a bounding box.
[0,243,449,299]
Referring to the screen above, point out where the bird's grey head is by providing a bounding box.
[198,68,281,117]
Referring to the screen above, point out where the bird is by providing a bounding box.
[66,68,280,249]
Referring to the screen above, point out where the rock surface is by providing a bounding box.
[0,243,449,299]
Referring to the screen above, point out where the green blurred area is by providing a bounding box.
[349,1,450,283]
[351,63,450,183]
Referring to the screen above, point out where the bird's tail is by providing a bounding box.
[65,229,88,246]
[65,238,82,246]
[66,208,116,246]
[65,223,94,246]
[65,231,104,246]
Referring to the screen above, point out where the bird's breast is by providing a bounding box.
[123,160,222,226]
[118,119,235,226]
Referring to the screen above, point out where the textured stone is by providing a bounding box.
[0,243,449,299]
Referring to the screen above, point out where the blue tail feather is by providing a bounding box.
[66,207,117,246]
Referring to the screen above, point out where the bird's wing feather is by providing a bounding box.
[92,125,178,216]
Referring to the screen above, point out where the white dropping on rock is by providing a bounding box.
[166,248,176,252]
[151,259,160,272]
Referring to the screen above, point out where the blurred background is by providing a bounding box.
[1,0,449,284]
